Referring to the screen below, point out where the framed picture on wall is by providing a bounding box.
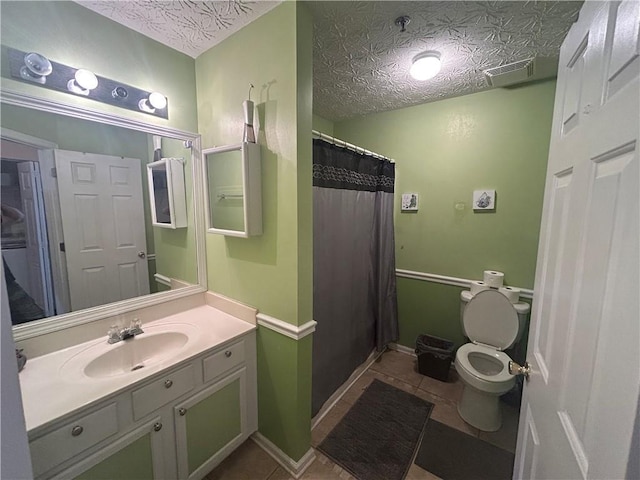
[401,193,419,212]
[473,189,496,211]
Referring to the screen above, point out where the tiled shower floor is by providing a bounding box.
[205,349,520,480]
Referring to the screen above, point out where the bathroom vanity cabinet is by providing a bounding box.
[28,332,257,480]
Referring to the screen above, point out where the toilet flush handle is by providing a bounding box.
[509,361,531,379]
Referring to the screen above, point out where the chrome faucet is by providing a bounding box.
[108,318,144,344]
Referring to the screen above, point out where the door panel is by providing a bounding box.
[605,1,640,99]
[532,169,572,382]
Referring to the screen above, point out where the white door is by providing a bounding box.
[514,2,639,479]
[55,150,149,311]
[17,161,55,316]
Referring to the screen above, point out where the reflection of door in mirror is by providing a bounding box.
[1,148,54,322]
[55,150,149,311]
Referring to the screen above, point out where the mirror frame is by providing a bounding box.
[1,89,207,342]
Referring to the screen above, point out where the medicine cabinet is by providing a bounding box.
[147,157,188,229]
[203,143,262,237]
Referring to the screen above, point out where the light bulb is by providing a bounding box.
[138,92,167,112]
[75,69,98,90]
[67,69,98,95]
[20,52,53,84]
[410,52,441,81]
[148,92,167,109]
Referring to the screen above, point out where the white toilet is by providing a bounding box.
[455,289,530,431]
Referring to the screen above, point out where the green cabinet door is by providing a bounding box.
[74,433,155,480]
[175,369,245,478]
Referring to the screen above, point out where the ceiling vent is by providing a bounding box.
[483,58,536,87]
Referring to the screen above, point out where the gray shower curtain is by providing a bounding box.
[312,138,399,416]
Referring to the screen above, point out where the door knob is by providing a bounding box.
[509,361,531,379]
[138,251,146,258]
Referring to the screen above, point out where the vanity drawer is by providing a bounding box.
[132,364,195,420]
[30,402,118,478]
[203,339,245,383]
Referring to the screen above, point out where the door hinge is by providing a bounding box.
[59,242,65,252]
[50,168,57,178]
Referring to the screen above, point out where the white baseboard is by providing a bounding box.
[311,348,384,429]
[251,432,315,479]
[388,342,416,357]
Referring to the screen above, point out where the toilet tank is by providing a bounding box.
[460,290,531,347]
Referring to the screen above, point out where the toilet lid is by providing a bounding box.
[463,289,519,350]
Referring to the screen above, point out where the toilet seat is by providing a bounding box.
[456,343,514,390]
[463,289,519,350]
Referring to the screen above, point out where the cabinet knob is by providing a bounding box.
[153,422,163,432]
[164,379,173,388]
[71,425,83,437]
[178,407,187,416]
[225,351,232,358]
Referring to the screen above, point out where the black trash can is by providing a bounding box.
[415,334,454,382]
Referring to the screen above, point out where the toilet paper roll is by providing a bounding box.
[470,280,491,296]
[499,286,521,304]
[483,270,505,288]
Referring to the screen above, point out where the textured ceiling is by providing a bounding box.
[76,1,281,58]
[307,1,583,121]
[76,1,582,122]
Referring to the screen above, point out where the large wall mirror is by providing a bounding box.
[1,92,206,341]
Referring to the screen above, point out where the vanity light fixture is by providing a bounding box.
[20,52,53,84]
[7,47,169,119]
[139,92,167,113]
[67,69,98,95]
[410,51,442,81]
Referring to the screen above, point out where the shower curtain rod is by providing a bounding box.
[312,130,395,163]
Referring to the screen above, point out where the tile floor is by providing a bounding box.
[205,349,520,480]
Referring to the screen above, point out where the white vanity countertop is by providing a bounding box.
[19,304,255,433]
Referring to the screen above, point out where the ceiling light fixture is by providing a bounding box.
[410,51,442,81]
[395,15,411,33]
[67,69,98,95]
[138,92,167,113]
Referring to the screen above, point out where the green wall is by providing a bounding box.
[312,114,334,136]
[0,1,198,133]
[334,80,556,348]
[195,3,313,462]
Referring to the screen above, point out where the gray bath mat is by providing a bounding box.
[318,379,433,480]
[415,419,515,479]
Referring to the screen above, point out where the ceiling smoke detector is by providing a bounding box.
[483,58,536,87]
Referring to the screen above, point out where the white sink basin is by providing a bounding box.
[84,331,188,378]
[61,322,200,380]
